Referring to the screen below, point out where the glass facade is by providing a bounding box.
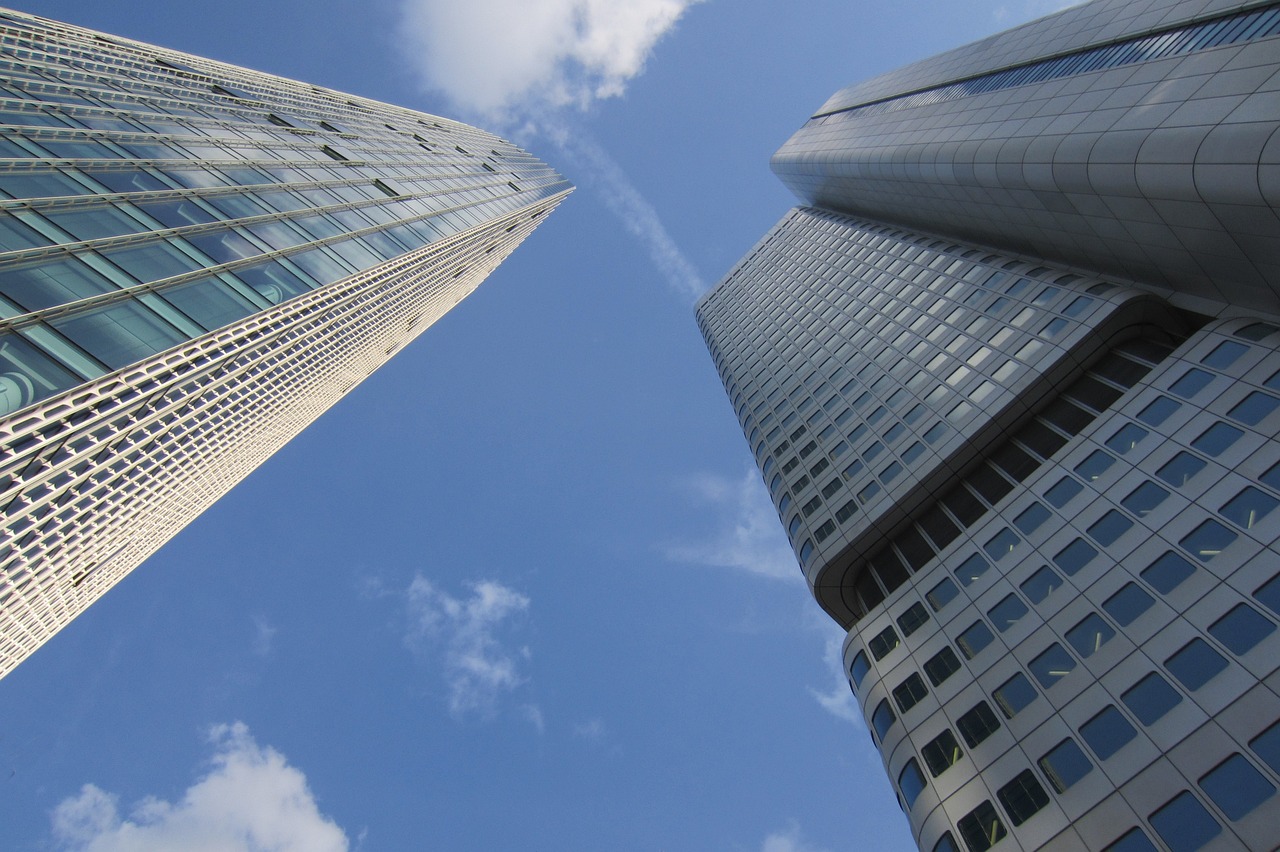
[0,10,570,676]
[696,0,1280,848]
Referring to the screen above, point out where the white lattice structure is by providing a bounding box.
[0,9,570,676]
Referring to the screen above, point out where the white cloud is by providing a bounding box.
[573,717,607,743]
[761,821,831,852]
[251,615,277,657]
[665,465,799,580]
[398,0,701,119]
[51,723,347,852]
[405,576,533,718]
[807,616,861,725]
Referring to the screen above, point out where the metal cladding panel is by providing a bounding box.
[775,0,1280,316]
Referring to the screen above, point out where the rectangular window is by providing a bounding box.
[1080,705,1137,760]
[988,594,1029,634]
[1103,583,1154,626]
[892,673,929,714]
[957,620,995,660]
[897,602,931,637]
[997,769,1050,826]
[1066,612,1116,659]
[867,626,900,661]
[922,729,963,777]
[1029,643,1076,688]
[1122,672,1182,725]
[1165,638,1228,691]
[1021,565,1062,605]
[924,647,962,687]
[957,701,1001,748]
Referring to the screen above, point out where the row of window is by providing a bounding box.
[808,5,1280,125]
[840,335,1171,619]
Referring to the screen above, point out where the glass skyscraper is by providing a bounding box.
[698,1,1280,849]
[0,9,569,678]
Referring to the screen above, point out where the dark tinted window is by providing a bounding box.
[1142,551,1196,594]
[1198,753,1275,821]
[849,650,871,687]
[868,626,900,660]
[1148,791,1221,852]
[1066,612,1116,659]
[1104,583,1154,626]
[997,770,1049,826]
[1208,603,1274,655]
[892,673,929,714]
[872,699,896,740]
[1039,738,1092,793]
[897,602,931,637]
[957,801,1006,852]
[922,729,963,777]
[988,594,1028,634]
[1157,452,1206,488]
[898,758,927,810]
[1165,639,1228,691]
[1122,672,1182,725]
[957,620,995,660]
[924,647,962,687]
[1029,643,1076,688]
[957,701,1001,748]
[926,578,959,612]
[1081,705,1136,760]
[993,672,1037,719]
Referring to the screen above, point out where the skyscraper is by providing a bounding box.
[697,1,1280,849]
[0,9,570,678]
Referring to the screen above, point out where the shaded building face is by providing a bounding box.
[698,1,1280,849]
[0,9,570,677]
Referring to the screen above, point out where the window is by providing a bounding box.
[932,833,960,852]
[1137,396,1180,427]
[1148,791,1221,852]
[1029,643,1076,688]
[1199,753,1275,821]
[1122,672,1182,725]
[1228,391,1280,426]
[988,594,1029,634]
[1039,738,1092,793]
[1045,476,1082,508]
[927,578,959,612]
[993,672,1038,719]
[1103,828,1157,852]
[872,699,896,740]
[897,602,931,637]
[1249,721,1280,776]
[955,553,990,587]
[1191,421,1243,457]
[984,528,1019,561]
[1142,551,1196,594]
[1021,565,1062,605]
[922,729,963,777]
[1169,368,1214,399]
[1013,502,1050,534]
[1075,450,1114,482]
[1180,520,1236,563]
[957,701,1001,748]
[849,651,871,688]
[868,626,900,661]
[1081,705,1137,760]
[898,759,927,810]
[1220,486,1278,530]
[998,770,1049,826]
[1066,613,1116,659]
[1088,510,1133,547]
[1256,573,1280,618]
[892,673,929,714]
[957,620,995,660]
[957,801,1006,852]
[1202,340,1247,369]
[1208,603,1275,655]
[1104,583,1154,626]
[1122,482,1169,518]
[1165,639,1228,691]
[924,647,962,687]
[1054,539,1098,576]
[1106,423,1148,455]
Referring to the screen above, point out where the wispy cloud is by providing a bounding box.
[549,128,705,298]
[251,615,277,658]
[405,576,533,718]
[398,0,702,120]
[51,723,347,852]
[664,465,798,580]
[396,0,707,300]
[807,614,861,725]
[761,821,832,852]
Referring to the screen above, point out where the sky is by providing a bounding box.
[0,1,1076,850]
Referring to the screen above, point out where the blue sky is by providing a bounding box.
[0,1,1073,849]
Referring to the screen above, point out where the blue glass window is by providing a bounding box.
[1123,672,1182,725]
[993,672,1037,719]
[1198,754,1275,821]
[1067,613,1116,659]
[957,620,995,660]
[1208,601,1269,652]
[1103,828,1157,852]
[1122,481,1169,518]
[988,594,1028,634]
[1142,551,1196,594]
[849,651,871,688]
[1191,422,1244,457]
[1165,639,1228,691]
[1220,486,1278,530]
[0,331,83,414]
[1029,643,1076,688]
[1180,520,1237,563]
[954,553,989,587]
[1053,538,1098,576]
[1081,705,1136,759]
[1013,502,1050,534]
[1045,476,1082,508]
[1106,423,1147,455]
[898,759,927,809]
[1249,721,1280,776]
[1137,395,1180,427]
[1149,792,1221,852]
[1201,340,1247,369]
[1169,368,1214,399]
[1088,510,1133,546]
[1020,565,1062,605]
[926,578,958,612]
[0,256,117,311]
[1228,391,1280,427]
[50,300,186,370]
[1039,738,1092,793]
[872,699,896,740]
[1104,583,1154,627]
[1157,452,1205,488]
[983,527,1019,561]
